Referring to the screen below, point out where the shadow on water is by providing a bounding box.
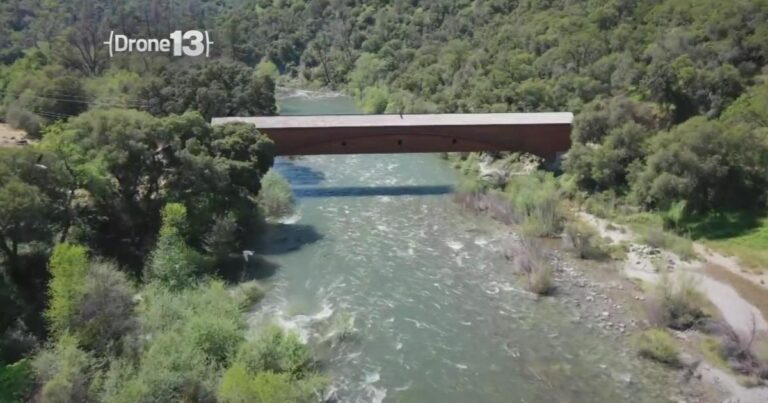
[293,184,454,198]
[274,160,326,186]
[258,223,324,256]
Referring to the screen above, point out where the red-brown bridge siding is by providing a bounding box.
[211,113,573,160]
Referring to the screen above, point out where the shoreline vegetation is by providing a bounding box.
[1,0,768,401]
[447,150,768,400]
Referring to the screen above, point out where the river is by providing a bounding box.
[248,94,678,402]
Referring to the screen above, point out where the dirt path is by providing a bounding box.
[0,123,28,147]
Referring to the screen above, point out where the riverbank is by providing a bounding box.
[582,212,768,402]
[452,151,768,402]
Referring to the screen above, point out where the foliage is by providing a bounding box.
[218,364,326,403]
[46,243,89,336]
[257,170,295,220]
[0,359,33,403]
[236,325,314,378]
[506,238,555,296]
[651,273,709,331]
[631,117,768,212]
[217,326,326,403]
[145,204,199,290]
[504,173,564,237]
[141,60,276,120]
[32,333,95,403]
[72,260,137,357]
[102,280,246,401]
[41,110,276,273]
[563,220,609,260]
[639,228,697,261]
[231,281,267,310]
[635,329,681,367]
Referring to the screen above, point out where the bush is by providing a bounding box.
[32,334,95,402]
[650,273,709,330]
[105,281,246,401]
[232,281,267,310]
[46,243,90,336]
[563,220,610,260]
[204,212,240,259]
[635,329,681,367]
[4,106,42,137]
[630,117,768,212]
[504,173,565,237]
[72,260,137,357]
[505,237,555,295]
[0,359,33,403]
[257,170,294,220]
[640,227,696,261]
[145,203,200,289]
[217,363,326,403]
[236,325,314,378]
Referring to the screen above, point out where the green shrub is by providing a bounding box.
[46,243,90,335]
[640,227,696,260]
[236,325,313,378]
[701,336,729,369]
[631,117,768,212]
[101,281,246,402]
[563,220,610,260]
[505,173,564,237]
[636,329,681,367]
[204,212,239,258]
[507,238,555,295]
[652,273,709,330]
[257,170,294,220]
[0,359,33,403]
[217,363,326,403]
[33,334,96,402]
[72,260,137,357]
[232,281,267,310]
[145,203,200,289]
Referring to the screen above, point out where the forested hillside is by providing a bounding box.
[2,0,768,401]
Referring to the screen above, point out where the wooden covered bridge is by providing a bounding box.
[211,113,573,160]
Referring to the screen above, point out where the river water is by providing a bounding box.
[249,95,676,402]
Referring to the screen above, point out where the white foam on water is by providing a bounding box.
[446,240,464,250]
[364,371,380,384]
[274,301,334,342]
[367,386,387,403]
[277,213,302,224]
[474,236,490,246]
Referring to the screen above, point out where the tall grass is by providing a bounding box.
[504,237,555,295]
[504,173,565,237]
[563,220,610,260]
[648,273,709,330]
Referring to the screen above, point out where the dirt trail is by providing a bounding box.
[0,123,28,147]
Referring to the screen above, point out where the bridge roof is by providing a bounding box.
[211,112,573,128]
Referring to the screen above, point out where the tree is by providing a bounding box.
[631,117,768,212]
[72,261,137,357]
[141,60,277,120]
[32,334,95,403]
[145,204,198,290]
[45,243,89,336]
[257,170,295,220]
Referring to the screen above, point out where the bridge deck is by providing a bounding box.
[212,113,573,158]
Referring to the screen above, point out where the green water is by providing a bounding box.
[250,95,677,402]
